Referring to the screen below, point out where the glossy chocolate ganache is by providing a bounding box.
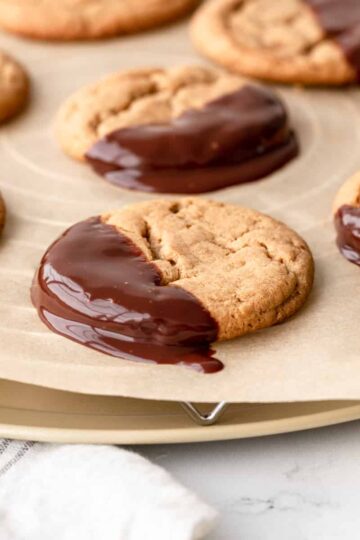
[86,85,298,194]
[31,217,222,373]
[334,204,360,265]
[306,0,360,78]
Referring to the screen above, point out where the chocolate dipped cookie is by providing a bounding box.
[191,0,360,85]
[56,65,298,193]
[31,198,314,373]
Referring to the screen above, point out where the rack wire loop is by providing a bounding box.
[180,401,228,426]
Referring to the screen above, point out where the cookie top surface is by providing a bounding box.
[102,198,314,340]
[191,0,357,85]
[333,171,360,213]
[56,65,246,160]
[0,51,29,123]
[0,0,198,40]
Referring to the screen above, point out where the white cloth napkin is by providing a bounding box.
[0,440,217,540]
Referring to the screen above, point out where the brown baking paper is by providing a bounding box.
[0,23,360,403]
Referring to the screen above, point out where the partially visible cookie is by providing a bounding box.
[103,198,314,340]
[333,172,360,215]
[0,0,198,41]
[56,65,246,161]
[191,0,357,85]
[0,192,6,235]
[0,51,29,123]
[333,172,360,266]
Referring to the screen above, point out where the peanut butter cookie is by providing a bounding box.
[333,172,360,214]
[56,64,298,193]
[103,199,314,339]
[0,51,29,123]
[0,0,198,41]
[191,0,360,85]
[32,198,314,371]
[56,65,247,160]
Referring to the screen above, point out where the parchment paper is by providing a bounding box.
[0,21,360,403]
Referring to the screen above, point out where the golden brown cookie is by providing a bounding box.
[0,192,6,235]
[56,65,247,161]
[0,51,29,123]
[333,171,360,214]
[0,0,198,41]
[190,0,357,85]
[103,198,314,340]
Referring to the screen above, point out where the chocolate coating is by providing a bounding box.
[306,0,360,78]
[335,204,360,265]
[86,85,298,194]
[31,217,222,373]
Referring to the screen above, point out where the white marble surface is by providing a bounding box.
[137,421,360,539]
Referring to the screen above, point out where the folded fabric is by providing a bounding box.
[0,440,217,540]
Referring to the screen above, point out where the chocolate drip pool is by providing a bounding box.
[306,0,360,78]
[334,204,360,265]
[31,217,222,373]
[86,85,298,194]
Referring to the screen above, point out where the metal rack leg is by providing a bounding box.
[180,401,228,426]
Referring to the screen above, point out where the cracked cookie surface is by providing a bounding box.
[0,0,198,40]
[102,198,314,340]
[191,0,355,85]
[56,65,246,160]
[0,51,29,123]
